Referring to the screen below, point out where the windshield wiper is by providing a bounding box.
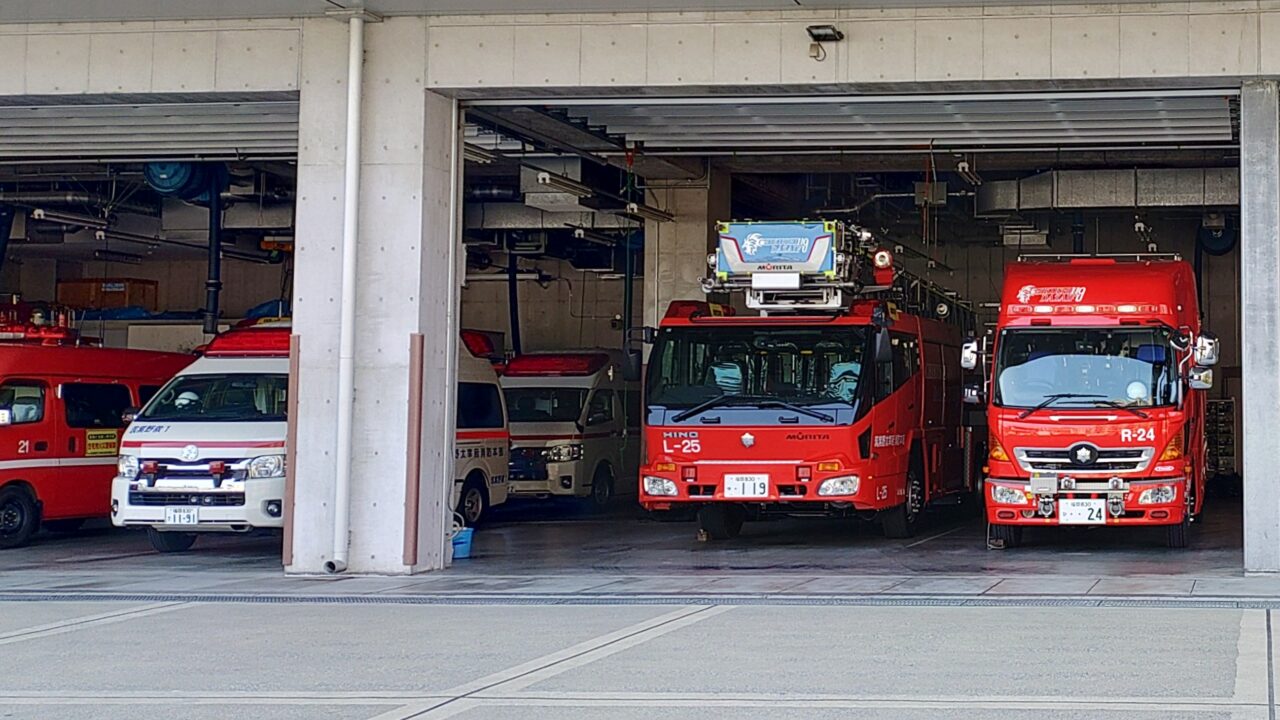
[1059,399,1150,419]
[671,394,835,423]
[1017,393,1105,420]
[755,399,834,423]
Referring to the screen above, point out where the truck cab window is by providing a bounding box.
[63,383,132,429]
[0,381,45,425]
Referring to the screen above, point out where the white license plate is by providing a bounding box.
[1058,499,1106,525]
[723,474,770,498]
[164,507,199,525]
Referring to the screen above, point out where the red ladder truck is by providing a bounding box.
[639,220,978,539]
[963,255,1219,549]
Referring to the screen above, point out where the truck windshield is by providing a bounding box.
[646,325,868,413]
[141,373,288,422]
[504,387,588,423]
[994,328,1178,409]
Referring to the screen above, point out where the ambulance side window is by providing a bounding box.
[586,390,615,426]
[138,385,162,406]
[0,381,45,425]
[457,382,504,429]
[63,383,132,429]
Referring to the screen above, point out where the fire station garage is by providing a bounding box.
[0,2,1277,584]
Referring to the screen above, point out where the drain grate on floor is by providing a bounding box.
[0,591,1272,609]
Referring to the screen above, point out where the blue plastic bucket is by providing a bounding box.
[452,527,474,560]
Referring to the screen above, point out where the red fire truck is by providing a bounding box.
[0,323,192,548]
[965,255,1219,549]
[639,221,976,539]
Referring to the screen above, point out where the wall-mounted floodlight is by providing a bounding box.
[806,25,844,43]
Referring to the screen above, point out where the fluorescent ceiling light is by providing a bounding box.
[624,202,674,223]
[535,171,593,198]
[93,249,144,265]
[463,145,498,164]
[32,208,108,229]
[571,227,617,246]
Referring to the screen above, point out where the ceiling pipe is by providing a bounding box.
[0,191,159,217]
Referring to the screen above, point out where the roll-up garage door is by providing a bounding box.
[0,92,298,161]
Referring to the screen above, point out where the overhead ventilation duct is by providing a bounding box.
[977,168,1239,214]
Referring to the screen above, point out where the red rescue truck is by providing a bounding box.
[965,255,1220,549]
[639,221,977,539]
[0,323,192,548]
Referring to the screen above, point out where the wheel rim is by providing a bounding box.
[906,472,924,520]
[463,488,483,523]
[0,499,25,534]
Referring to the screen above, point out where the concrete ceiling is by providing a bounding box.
[0,0,1231,23]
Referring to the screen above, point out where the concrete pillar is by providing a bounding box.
[287,17,460,575]
[642,170,730,330]
[1240,79,1280,573]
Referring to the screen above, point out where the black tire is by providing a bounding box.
[457,476,489,527]
[43,518,86,534]
[697,505,745,540]
[989,523,1023,549]
[882,462,926,539]
[589,465,614,511]
[0,485,39,549]
[147,527,197,553]
[1166,516,1191,549]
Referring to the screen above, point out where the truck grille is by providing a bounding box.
[1014,446,1154,474]
[129,492,246,507]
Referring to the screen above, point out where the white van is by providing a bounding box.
[501,351,638,508]
[111,323,290,553]
[113,325,509,552]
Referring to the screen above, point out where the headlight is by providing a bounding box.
[117,455,139,478]
[817,475,860,497]
[248,455,286,479]
[643,476,678,496]
[543,444,583,463]
[990,484,1029,505]
[1137,484,1177,505]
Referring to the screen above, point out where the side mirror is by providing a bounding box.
[874,329,893,364]
[631,326,657,345]
[122,406,141,425]
[963,381,985,405]
[960,339,980,370]
[1194,333,1220,367]
[1189,367,1214,391]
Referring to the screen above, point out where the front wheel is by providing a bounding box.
[589,465,614,511]
[697,505,745,540]
[1166,516,1191,549]
[147,528,197,553]
[882,466,925,539]
[989,524,1023,549]
[0,486,38,549]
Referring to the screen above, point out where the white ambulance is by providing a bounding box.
[112,324,509,553]
[501,351,638,508]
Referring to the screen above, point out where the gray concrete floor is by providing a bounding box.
[0,496,1274,718]
[0,599,1270,719]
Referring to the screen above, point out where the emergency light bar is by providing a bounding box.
[0,324,81,345]
[503,353,610,377]
[204,327,291,357]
